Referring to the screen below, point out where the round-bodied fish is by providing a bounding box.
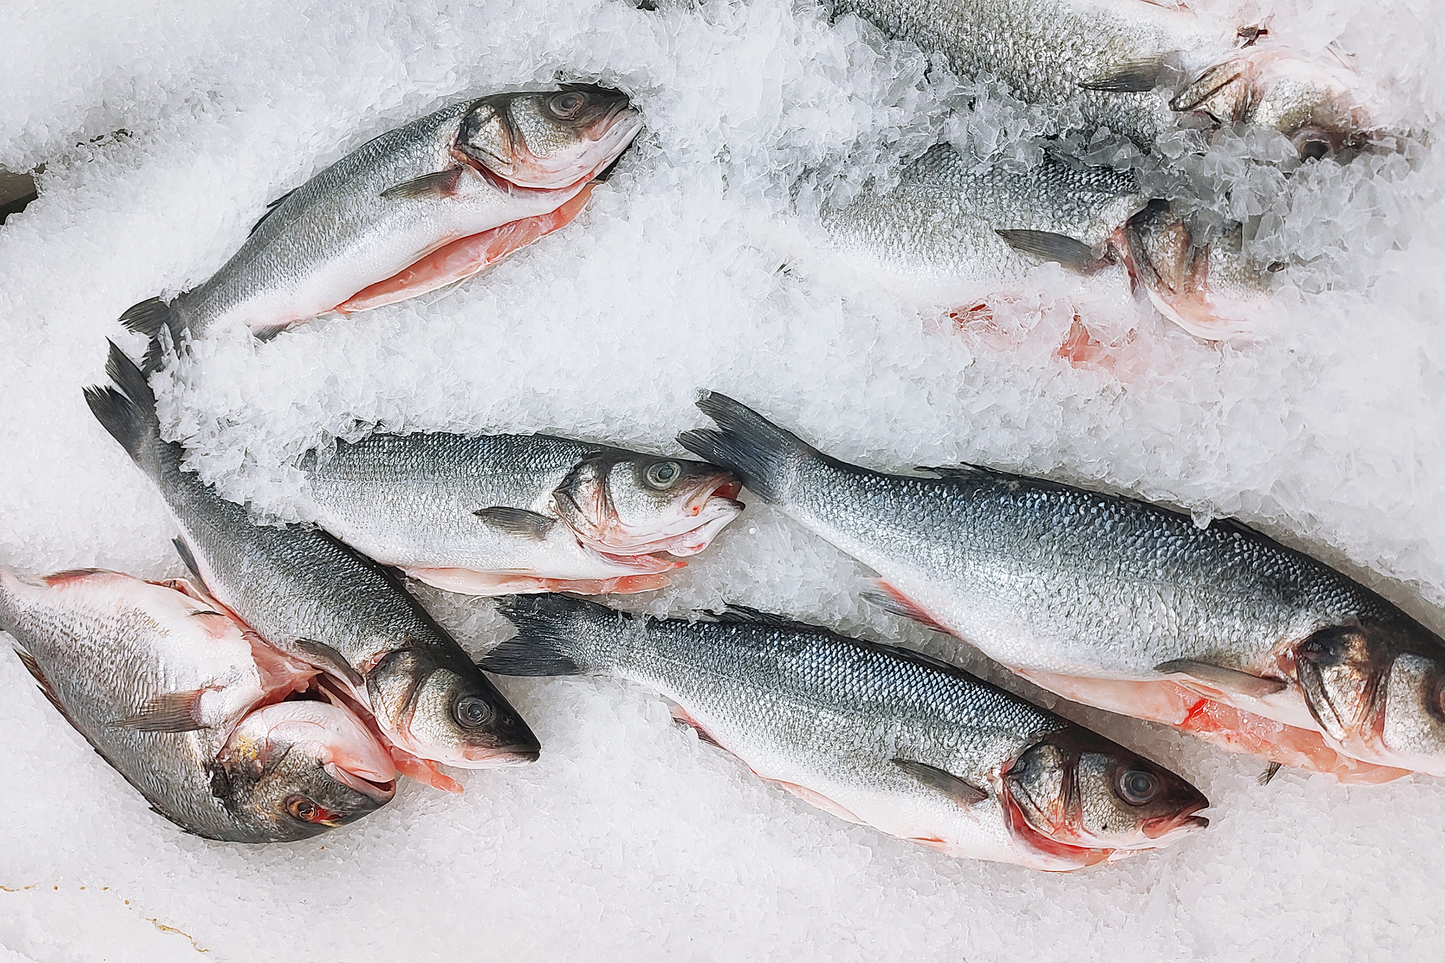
[84,341,540,791]
[0,568,397,842]
[296,432,744,596]
[123,85,644,369]
[678,393,1445,783]
[482,593,1209,872]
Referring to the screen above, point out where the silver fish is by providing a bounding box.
[84,342,540,790]
[678,393,1445,783]
[297,433,744,596]
[0,568,396,842]
[820,145,1274,339]
[482,594,1208,871]
[828,0,1374,153]
[123,85,644,369]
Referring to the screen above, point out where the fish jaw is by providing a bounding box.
[235,701,398,802]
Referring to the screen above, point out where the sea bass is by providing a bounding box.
[828,0,1374,154]
[84,341,540,789]
[820,145,1274,339]
[124,85,644,370]
[0,568,396,842]
[678,394,1445,783]
[482,593,1208,871]
[297,432,743,596]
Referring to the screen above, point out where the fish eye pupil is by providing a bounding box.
[455,695,493,728]
[646,461,681,489]
[1117,769,1159,805]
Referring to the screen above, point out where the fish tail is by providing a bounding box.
[676,392,815,506]
[83,340,162,469]
[119,297,184,374]
[481,594,626,676]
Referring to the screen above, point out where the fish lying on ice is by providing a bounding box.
[827,0,1376,154]
[297,432,744,596]
[482,593,1209,871]
[84,341,540,791]
[819,145,1276,339]
[679,393,1445,783]
[123,85,644,370]
[0,568,396,841]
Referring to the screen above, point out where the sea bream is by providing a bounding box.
[678,393,1445,783]
[0,568,396,842]
[826,0,1375,154]
[819,145,1275,339]
[482,594,1208,871]
[123,85,644,370]
[84,341,540,790]
[296,432,744,596]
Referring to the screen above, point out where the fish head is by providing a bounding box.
[1171,49,1376,159]
[211,700,397,842]
[366,646,541,768]
[1001,732,1209,858]
[551,451,744,557]
[457,85,644,190]
[1294,621,1445,774]
[1119,200,1279,341]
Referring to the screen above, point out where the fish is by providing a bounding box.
[296,432,744,596]
[83,341,540,789]
[826,0,1375,154]
[122,85,644,370]
[677,393,1445,783]
[481,593,1209,871]
[819,145,1274,339]
[0,568,396,842]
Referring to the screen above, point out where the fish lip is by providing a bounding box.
[1140,809,1211,840]
[323,761,398,805]
[458,744,541,767]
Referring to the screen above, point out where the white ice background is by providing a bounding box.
[1,0,1443,959]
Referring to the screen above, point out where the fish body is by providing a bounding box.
[828,0,1372,152]
[297,433,743,596]
[84,342,540,781]
[124,86,643,369]
[0,568,396,842]
[483,594,1208,871]
[678,394,1445,781]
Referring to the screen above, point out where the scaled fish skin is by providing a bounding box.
[123,85,644,370]
[297,432,744,596]
[827,0,1375,154]
[0,568,396,842]
[83,341,540,788]
[819,145,1275,340]
[678,393,1445,782]
[483,594,1208,871]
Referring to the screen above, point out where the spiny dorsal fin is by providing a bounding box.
[893,758,988,805]
[248,187,298,236]
[111,689,210,733]
[473,507,558,541]
[707,603,826,634]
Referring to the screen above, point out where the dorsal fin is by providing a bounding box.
[248,187,298,236]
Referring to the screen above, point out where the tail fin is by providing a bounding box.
[119,297,183,374]
[82,340,161,467]
[481,594,625,676]
[675,392,816,505]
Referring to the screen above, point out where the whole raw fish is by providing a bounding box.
[678,393,1445,782]
[483,593,1208,871]
[819,145,1274,339]
[0,568,396,842]
[297,432,744,596]
[124,85,643,369]
[828,0,1374,154]
[84,342,540,790]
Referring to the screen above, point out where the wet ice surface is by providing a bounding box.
[1,0,1443,959]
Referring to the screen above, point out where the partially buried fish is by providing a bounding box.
[819,144,1275,339]
[679,393,1445,783]
[482,593,1209,871]
[85,341,540,790]
[827,0,1375,155]
[0,568,396,842]
[297,432,744,596]
[124,85,644,370]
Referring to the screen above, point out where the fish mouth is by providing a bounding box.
[323,761,397,805]
[1140,807,1211,840]
[457,744,542,767]
[570,475,744,559]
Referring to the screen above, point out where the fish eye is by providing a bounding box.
[285,795,320,822]
[1431,674,1445,722]
[453,695,494,729]
[645,461,682,490]
[1115,769,1159,805]
[547,91,588,121]
[1297,631,1346,666]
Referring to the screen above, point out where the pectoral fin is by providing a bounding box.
[172,538,204,584]
[1154,659,1288,699]
[1079,57,1169,93]
[112,690,210,733]
[380,168,465,201]
[473,507,558,540]
[293,639,366,690]
[893,758,988,806]
[996,229,1100,273]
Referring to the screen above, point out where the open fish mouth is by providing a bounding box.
[1140,808,1211,840]
[574,477,745,557]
